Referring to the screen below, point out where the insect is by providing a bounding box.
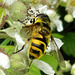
[13,14,65,68]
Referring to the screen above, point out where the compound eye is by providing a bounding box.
[30,20,32,23]
[30,18,35,24]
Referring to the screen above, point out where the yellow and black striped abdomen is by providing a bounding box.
[29,33,48,60]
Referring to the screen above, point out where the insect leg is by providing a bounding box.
[13,38,31,54]
[27,60,33,72]
[29,60,33,67]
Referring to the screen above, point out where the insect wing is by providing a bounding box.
[20,24,36,39]
[50,36,66,68]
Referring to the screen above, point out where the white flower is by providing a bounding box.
[66,1,75,18]
[46,38,64,53]
[46,10,63,32]
[27,5,63,32]
[33,59,55,75]
[72,8,75,18]
[71,63,75,75]
[46,10,54,16]
[72,64,75,69]
[53,19,63,32]
[15,33,25,50]
[14,33,30,54]
[61,60,71,72]
[3,0,17,5]
[38,5,47,14]
[0,20,24,38]
[63,0,67,3]
[0,53,10,69]
[0,69,5,75]
[13,34,55,75]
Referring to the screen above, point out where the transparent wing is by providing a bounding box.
[50,35,66,68]
[20,24,37,39]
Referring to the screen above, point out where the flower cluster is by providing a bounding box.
[1,0,74,75]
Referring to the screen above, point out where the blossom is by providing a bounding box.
[0,1,65,74]
[10,33,65,75]
[3,0,17,5]
[72,7,75,18]
[66,0,75,18]
[33,59,55,75]
[10,33,55,75]
[46,38,64,53]
[61,60,71,72]
[0,53,10,69]
[46,10,63,32]
[71,63,75,75]
[64,14,74,23]
[0,69,5,75]
[27,5,64,32]
[1,0,64,32]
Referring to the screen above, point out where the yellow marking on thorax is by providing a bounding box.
[35,18,42,23]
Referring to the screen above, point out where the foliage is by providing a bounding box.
[0,0,75,75]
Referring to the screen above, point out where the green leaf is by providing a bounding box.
[40,54,58,72]
[0,45,15,55]
[29,64,41,75]
[60,1,66,7]
[0,8,4,17]
[0,0,3,2]
[52,33,64,39]
[61,32,75,57]
[6,69,24,75]
[1,38,11,45]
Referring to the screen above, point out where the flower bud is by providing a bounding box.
[11,60,24,70]
[10,54,23,61]
[61,61,71,72]
[71,64,75,75]
[9,1,27,21]
[10,54,26,70]
[64,14,74,23]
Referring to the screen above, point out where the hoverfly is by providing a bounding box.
[13,14,65,68]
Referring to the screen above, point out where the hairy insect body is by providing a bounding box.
[29,32,47,59]
[13,14,65,67]
[29,14,51,59]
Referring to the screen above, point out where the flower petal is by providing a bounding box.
[15,33,25,50]
[33,59,55,75]
[46,38,64,53]
[14,33,30,54]
[54,20,63,32]
[46,10,54,16]
[39,5,47,14]
[1,27,17,38]
[72,9,75,18]
[0,53,10,69]
[0,69,5,75]
[3,0,17,5]
[54,38,64,49]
